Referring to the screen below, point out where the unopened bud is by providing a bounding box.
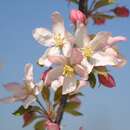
[70,9,87,25]
[113,6,129,17]
[98,73,116,88]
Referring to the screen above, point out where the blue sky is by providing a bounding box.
[0,0,130,130]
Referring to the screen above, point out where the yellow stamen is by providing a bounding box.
[54,33,64,47]
[82,47,93,59]
[63,65,74,77]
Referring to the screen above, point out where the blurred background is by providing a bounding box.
[0,0,130,130]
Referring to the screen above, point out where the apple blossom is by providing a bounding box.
[74,23,127,73]
[45,48,88,94]
[0,64,43,108]
[33,11,73,67]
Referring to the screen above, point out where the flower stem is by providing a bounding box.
[36,97,52,121]
[79,0,88,14]
[55,94,68,125]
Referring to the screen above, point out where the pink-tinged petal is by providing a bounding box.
[3,82,23,93]
[92,51,117,66]
[23,95,36,109]
[24,64,33,81]
[48,56,67,65]
[74,64,88,79]
[108,36,127,45]
[89,32,111,50]
[32,28,54,47]
[51,12,65,37]
[0,96,19,104]
[70,48,83,65]
[81,58,94,74]
[62,42,72,57]
[46,121,60,130]
[101,48,127,68]
[45,66,63,85]
[75,23,89,48]
[62,76,77,95]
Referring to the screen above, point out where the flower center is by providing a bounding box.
[54,33,64,47]
[82,47,93,59]
[63,65,74,77]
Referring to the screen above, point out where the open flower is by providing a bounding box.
[45,48,88,95]
[0,64,43,108]
[33,11,73,67]
[74,24,127,73]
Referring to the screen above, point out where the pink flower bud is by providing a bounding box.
[113,6,129,17]
[40,67,52,81]
[98,73,116,88]
[45,121,60,130]
[70,9,87,25]
[93,17,106,25]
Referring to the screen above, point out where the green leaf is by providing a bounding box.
[42,86,50,102]
[93,13,115,19]
[69,0,78,4]
[94,66,108,75]
[94,0,115,10]
[34,120,46,130]
[68,92,84,99]
[65,110,83,116]
[54,86,62,104]
[64,101,80,111]
[30,106,42,113]
[12,106,27,116]
[88,73,96,88]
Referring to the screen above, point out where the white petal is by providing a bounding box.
[81,58,94,74]
[92,51,117,66]
[38,47,60,67]
[62,76,77,95]
[75,23,88,48]
[23,95,36,109]
[51,12,65,37]
[48,46,61,56]
[51,76,64,91]
[62,42,72,57]
[34,80,44,95]
[24,64,33,81]
[89,32,111,50]
[45,66,63,85]
[32,28,54,47]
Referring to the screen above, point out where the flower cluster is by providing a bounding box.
[0,9,127,130]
